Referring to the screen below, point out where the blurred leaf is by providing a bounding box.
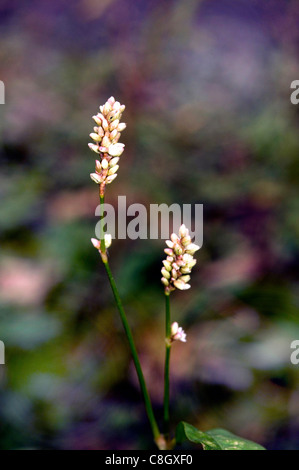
[206,429,265,450]
[0,311,62,349]
[176,422,220,450]
[176,422,265,450]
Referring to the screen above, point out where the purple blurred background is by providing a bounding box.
[0,0,299,449]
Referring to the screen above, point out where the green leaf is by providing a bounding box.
[206,428,265,450]
[176,422,266,450]
[176,422,221,450]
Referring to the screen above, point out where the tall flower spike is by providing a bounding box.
[161,224,199,294]
[89,97,126,196]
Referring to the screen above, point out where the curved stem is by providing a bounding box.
[98,192,160,442]
[163,293,171,435]
[102,259,160,440]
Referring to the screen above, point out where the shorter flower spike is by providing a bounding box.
[171,322,187,343]
[161,224,199,294]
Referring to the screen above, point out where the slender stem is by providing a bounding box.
[163,293,171,434]
[98,192,160,442]
[99,192,105,253]
[102,259,160,440]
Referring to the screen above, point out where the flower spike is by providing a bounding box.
[88,97,126,196]
[161,225,199,294]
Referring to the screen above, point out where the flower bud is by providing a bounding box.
[88,143,100,154]
[170,233,179,243]
[161,268,171,279]
[161,277,169,287]
[103,102,112,115]
[92,115,102,125]
[164,248,173,256]
[106,174,118,184]
[171,322,187,342]
[176,260,185,267]
[107,110,120,122]
[173,279,190,290]
[101,118,109,131]
[181,236,192,247]
[117,123,126,132]
[171,322,179,335]
[174,244,183,255]
[112,132,121,143]
[187,259,197,269]
[91,238,101,250]
[104,233,112,249]
[163,260,172,271]
[180,266,191,274]
[108,143,125,157]
[101,158,108,170]
[171,269,178,279]
[102,135,111,148]
[183,253,193,263]
[90,132,102,142]
[180,275,191,283]
[90,173,103,184]
[110,129,118,140]
[165,240,174,249]
[185,243,200,255]
[108,165,119,175]
[109,157,120,167]
[179,224,188,238]
[97,127,104,137]
[108,96,115,106]
[95,160,102,172]
[110,119,119,131]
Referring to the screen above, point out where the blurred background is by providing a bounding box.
[0,0,299,450]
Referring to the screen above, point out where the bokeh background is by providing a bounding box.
[1,0,299,450]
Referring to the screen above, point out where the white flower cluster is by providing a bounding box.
[161,224,199,293]
[89,96,126,189]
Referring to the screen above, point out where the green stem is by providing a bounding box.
[98,192,160,442]
[99,193,105,253]
[163,293,171,435]
[102,259,160,440]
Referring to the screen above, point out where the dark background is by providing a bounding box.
[0,0,299,450]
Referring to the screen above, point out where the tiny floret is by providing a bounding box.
[91,234,112,251]
[171,322,187,343]
[91,238,101,250]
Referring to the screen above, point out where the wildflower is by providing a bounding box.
[161,224,199,293]
[89,97,126,195]
[91,234,112,251]
[171,322,187,343]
